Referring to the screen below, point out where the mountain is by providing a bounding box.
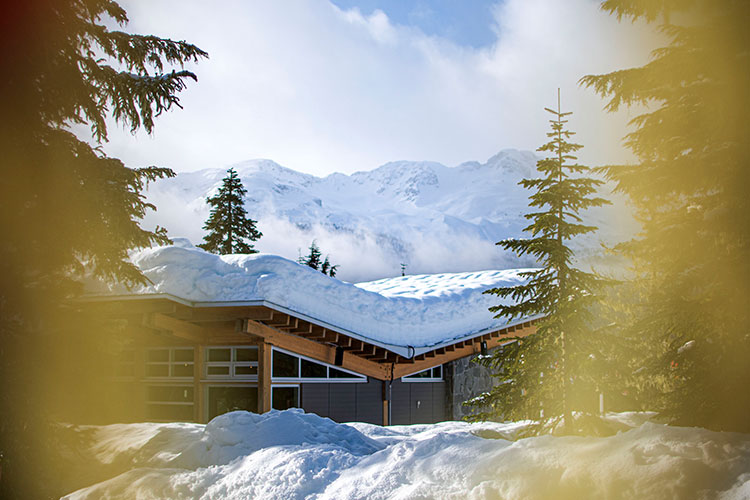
[140,149,634,283]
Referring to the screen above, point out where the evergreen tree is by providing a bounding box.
[300,240,323,270]
[198,168,262,254]
[322,256,339,278]
[466,92,609,434]
[0,1,206,497]
[300,241,338,277]
[581,0,750,431]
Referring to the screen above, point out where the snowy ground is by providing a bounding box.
[62,410,750,499]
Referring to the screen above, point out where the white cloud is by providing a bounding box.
[102,0,659,176]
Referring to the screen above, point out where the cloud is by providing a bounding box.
[101,0,659,176]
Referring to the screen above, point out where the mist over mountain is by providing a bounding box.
[141,149,634,282]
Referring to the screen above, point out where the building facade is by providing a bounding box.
[95,296,536,426]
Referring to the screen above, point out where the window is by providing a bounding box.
[403,365,443,382]
[271,347,366,382]
[205,347,258,379]
[207,386,258,421]
[145,347,194,378]
[146,385,194,421]
[272,386,299,410]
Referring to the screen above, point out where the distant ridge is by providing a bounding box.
[141,149,631,282]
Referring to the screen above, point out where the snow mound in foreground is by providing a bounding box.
[63,410,750,500]
[88,243,535,348]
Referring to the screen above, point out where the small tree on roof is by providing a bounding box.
[466,90,610,434]
[198,168,262,254]
[300,240,338,277]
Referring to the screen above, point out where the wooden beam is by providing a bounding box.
[258,342,272,413]
[194,345,205,423]
[240,320,391,380]
[366,347,389,361]
[144,313,208,343]
[382,381,389,426]
[276,318,299,331]
[290,322,313,335]
[393,324,538,378]
[342,339,363,351]
[265,313,292,327]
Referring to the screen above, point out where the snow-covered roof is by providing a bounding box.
[87,241,538,354]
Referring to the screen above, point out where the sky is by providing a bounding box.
[97,0,659,177]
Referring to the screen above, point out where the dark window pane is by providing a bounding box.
[404,369,431,379]
[146,404,194,421]
[147,386,193,403]
[301,358,327,378]
[146,364,169,377]
[173,349,194,362]
[208,386,258,421]
[207,366,230,376]
[171,363,194,377]
[235,348,258,362]
[272,350,298,378]
[147,349,169,362]
[272,386,299,410]
[208,348,231,362]
[329,367,362,379]
[234,365,258,376]
[432,366,442,379]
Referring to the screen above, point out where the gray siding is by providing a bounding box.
[300,377,447,425]
[300,378,384,424]
[389,378,447,425]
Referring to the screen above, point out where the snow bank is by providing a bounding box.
[88,242,536,349]
[63,410,750,500]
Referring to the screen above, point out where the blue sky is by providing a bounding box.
[329,0,501,48]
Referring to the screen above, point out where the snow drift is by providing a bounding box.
[63,409,750,499]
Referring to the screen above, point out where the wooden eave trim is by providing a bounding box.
[239,319,391,380]
[391,322,538,378]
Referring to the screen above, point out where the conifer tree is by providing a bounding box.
[467,92,609,434]
[0,1,206,497]
[580,0,750,431]
[300,240,323,270]
[300,241,338,277]
[198,168,262,255]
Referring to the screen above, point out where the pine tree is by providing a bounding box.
[466,91,610,434]
[580,0,750,431]
[0,2,206,497]
[300,241,323,270]
[300,241,338,277]
[322,256,339,278]
[198,168,262,254]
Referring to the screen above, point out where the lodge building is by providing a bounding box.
[87,244,537,426]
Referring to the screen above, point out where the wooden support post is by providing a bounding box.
[258,342,272,413]
[194,345,204,423]
[382,380,389,426]
[133,345,147,421]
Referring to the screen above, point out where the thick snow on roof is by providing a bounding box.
[89,241,535,350]
[62,409,750,499]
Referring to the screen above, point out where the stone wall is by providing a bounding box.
[445,348,499,420]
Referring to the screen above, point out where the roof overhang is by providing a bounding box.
[82,293,541,380]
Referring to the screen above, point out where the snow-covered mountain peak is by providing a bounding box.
[142,149,633,282]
